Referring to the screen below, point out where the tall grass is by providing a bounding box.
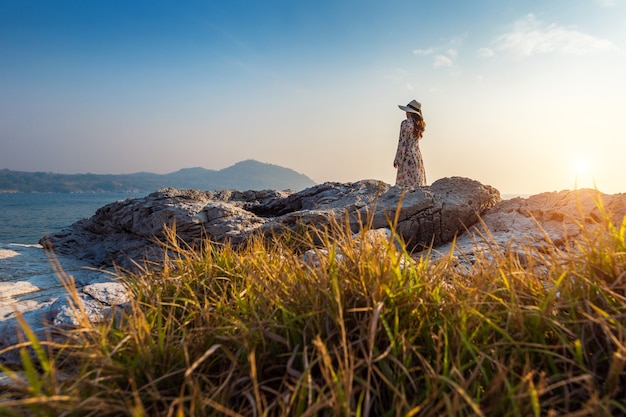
[1,206,625,416]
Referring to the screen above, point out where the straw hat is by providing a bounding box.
[398,99,422,114]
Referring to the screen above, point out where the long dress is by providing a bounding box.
[393,118,426,188]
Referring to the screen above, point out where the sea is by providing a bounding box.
[0,193,145,245]
[0,192,526,245]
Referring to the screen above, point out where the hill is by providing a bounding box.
[0,160,316,193]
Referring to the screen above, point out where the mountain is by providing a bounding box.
[0,160,317,193]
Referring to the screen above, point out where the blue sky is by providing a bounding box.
[1,0,624,194]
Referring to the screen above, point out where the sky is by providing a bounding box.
[1,0,625,195]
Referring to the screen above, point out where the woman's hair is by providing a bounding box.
[408,112,426,139]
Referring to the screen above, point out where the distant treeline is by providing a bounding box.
[0,160,316,193]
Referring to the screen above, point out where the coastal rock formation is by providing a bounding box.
[41,177,501,270]
[0,176,498,363]
[0,243,128,362]
[5,179,626,366]
[434,188,626,264]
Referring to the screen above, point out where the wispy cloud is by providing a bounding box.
[446,49,458,59]
[413,48,434,56]
[486,14,618,58]
[414,46,459,69]
[412,33,467,71]
[433,55,454,68]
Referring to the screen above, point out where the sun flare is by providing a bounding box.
[572,158,589,176]
[570,157,595,189]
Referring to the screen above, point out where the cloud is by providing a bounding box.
[433,49,458,68]
[491,14,618,58]
[414,42,461,70]
[413,48,434,56]
[433,55,454,68]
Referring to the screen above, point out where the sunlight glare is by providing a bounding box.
[571,157,594,189]
[572,158,589,176]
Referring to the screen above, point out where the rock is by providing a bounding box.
[41,177,501,269]
[49,283,129,327]
[0,243,126,364]
[433,188,626,265]
[83,282,129,306]
[259,177,498,249]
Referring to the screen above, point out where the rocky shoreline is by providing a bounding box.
[39,177,501,270]
[0,243,129,362]
[2,177,626,364]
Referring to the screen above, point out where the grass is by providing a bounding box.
[1,201,626,416]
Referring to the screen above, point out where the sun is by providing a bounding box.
[570,157,595,189]
[572,158,589,176]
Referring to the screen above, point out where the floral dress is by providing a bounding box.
[393,118,426,188]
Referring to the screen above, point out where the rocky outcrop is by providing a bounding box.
[0,243,128,363]
[1,177,498,364]
[434,188,626,264]
[41,177,501,269]
[7,179,625,366]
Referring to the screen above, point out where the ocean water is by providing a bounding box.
[0,193,144,244]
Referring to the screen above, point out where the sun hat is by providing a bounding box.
[398,99,422,114]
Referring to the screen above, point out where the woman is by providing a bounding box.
[393,99,427,188]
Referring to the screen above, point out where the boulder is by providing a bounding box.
[41,177,501,270]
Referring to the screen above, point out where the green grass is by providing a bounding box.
[1,204,626,416]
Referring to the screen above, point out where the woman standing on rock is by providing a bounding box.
[393,99,427,188]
